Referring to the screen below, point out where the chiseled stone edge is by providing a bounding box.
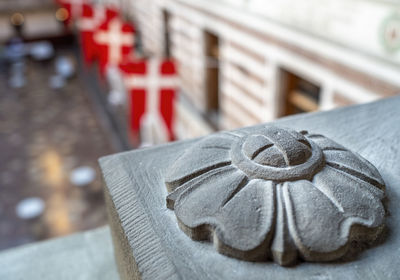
[100,153,180,280]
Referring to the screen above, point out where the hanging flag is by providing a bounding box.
[119,58,178,144]
[104,7,120,21]
[93,17,135,75]
[79,5,120,64]
[78,4,105,64]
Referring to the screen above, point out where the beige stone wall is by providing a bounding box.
[174,98,214,140]
[128,0,163,56]
[220,40,268,130]
[170,15,206,112]
[164,4,274,134]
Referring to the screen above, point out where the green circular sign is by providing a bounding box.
[381,13,400,53]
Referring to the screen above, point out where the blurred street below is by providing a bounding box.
[0,43,116,250]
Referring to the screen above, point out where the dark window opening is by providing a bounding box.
[204,30,220,128]
[162,10,171,58]
[279,69,320,116]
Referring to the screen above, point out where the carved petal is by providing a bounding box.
[166,167,228,210]
[271,183,297,266]
[284,172,385,261]
[307,134,347,151]
[215,179,275,259]
[313,166,385,225]
[284,180,349,260]
[165,133,236,191]
[324,150,385,190]
[174,165,247,238]
[174,168,275,259]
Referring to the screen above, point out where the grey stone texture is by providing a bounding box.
[165,126,385,266]
[100,96,400,280]
[0,226,118,280]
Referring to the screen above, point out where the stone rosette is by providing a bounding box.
[165,126,386,266]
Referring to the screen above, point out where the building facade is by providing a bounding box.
[108,0,400,140]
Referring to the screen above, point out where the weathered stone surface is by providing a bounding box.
[100,96,400,280]
[165,126,386,265]
[0,226,118,280]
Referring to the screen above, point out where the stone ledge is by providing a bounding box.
[101,96,400,279]
[0,226,118,280]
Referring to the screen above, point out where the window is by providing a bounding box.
[162,10,171,58]
[279,69,320,116]
[204,30,220,127]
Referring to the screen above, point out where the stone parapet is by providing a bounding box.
[100,96,400,279]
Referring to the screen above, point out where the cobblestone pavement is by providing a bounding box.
[0,51,116,250]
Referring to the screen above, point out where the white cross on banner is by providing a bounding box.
[94,18,135,65]
[125,59,178,146]
[78,5,105,31]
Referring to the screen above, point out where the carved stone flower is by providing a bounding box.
[165,126,386,266]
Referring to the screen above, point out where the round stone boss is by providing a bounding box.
[165,126,386,266]
[231,126,323,182]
